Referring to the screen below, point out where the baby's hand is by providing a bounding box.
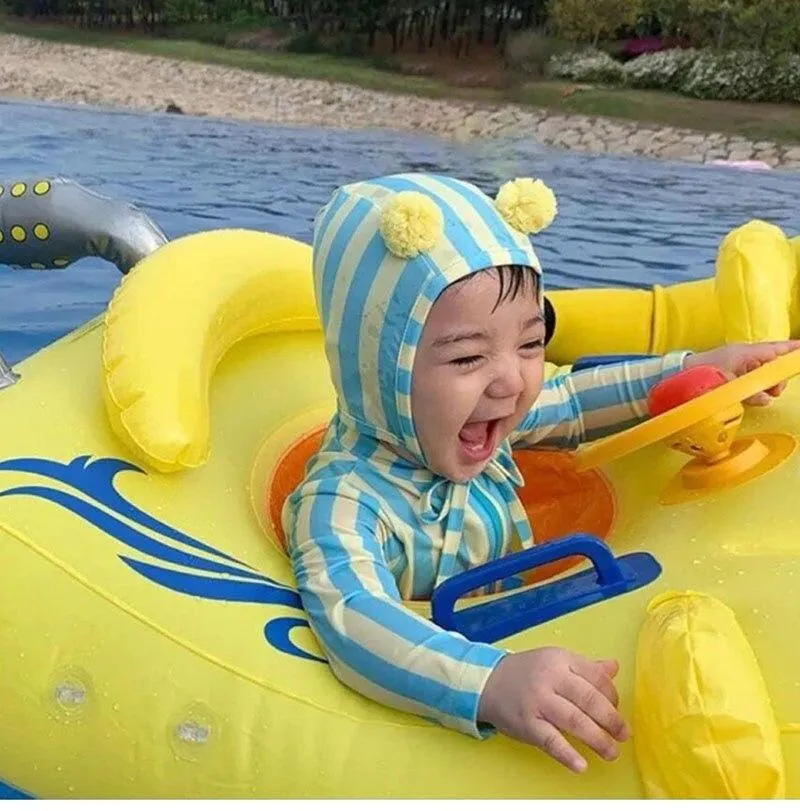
[684,340,800,406]
[477,647,630,773]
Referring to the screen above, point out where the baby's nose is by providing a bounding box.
[487,361,525,399]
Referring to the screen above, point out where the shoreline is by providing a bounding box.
[2,32,800,171]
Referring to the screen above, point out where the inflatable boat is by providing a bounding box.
[1,178,799,799]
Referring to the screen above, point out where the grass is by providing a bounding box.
[1,15,799,145]
[512,83,800,144]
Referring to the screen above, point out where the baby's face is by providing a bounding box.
[411,268,546,482]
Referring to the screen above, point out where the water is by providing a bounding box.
[2,97,800,365]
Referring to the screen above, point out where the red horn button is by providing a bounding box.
[647,365,729,417]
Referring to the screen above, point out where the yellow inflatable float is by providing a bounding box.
[2,181,800,798]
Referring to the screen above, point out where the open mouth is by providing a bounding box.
[458,418,501,464]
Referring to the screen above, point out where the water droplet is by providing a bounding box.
[112,702,120,712]
[175,721,211,745]
[55,683,86,708]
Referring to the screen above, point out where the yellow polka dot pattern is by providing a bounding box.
[0,180,61,267]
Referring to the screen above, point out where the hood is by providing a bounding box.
[311,172,551,466]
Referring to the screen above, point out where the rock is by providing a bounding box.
[165,101,184,114]
[727,148,755,162]
[681,133,708,145]
[562,129,585,147]
[782,146,800,162]
[657,142,694,160]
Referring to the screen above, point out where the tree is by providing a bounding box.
[549,0,643,45]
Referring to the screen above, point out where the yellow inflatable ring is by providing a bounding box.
[574,349,800,471]
[5,222,800,798]
[102,230,320,472]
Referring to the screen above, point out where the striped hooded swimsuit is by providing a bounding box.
[282,172,686,737]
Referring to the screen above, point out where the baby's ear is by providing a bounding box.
[495,177,558,235]
[378,191,444,259]
[544,296,556,346]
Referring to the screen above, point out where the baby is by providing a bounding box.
[283,172,796,774]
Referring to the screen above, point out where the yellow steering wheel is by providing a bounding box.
[574,349,800,472]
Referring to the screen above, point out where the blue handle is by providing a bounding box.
[572,353,656,372]
[431,533,661,644]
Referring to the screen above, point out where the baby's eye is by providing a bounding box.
[521,339,544,351]
[451,355,482,368]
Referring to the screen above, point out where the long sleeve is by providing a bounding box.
[512,351,689,450]
[284,480,506,738]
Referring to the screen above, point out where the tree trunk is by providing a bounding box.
[440,1,449,39]
[388,17,399,52]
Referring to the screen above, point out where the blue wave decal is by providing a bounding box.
[0,455,244,566]
[264,617,326,663]
[121,557,302,608]
[0,777,33,799]
[0,484,275,584]
[0,454,325,664]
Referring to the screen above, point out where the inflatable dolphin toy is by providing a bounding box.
[0,176,167,274]
[0,175,168,389]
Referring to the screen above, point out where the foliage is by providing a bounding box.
[549,0,642,46]
[550,45,800,103]
[548,47,626,83]
[2,0,798,76]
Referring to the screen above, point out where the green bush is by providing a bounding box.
[680,49,800,102]
[548,48,627,84]
[548,46,800,103]
[622,47,700,90]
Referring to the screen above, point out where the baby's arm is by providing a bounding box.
[284,480,505,737]
[512,352,689,449]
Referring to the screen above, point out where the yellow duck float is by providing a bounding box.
[1,178,800,799]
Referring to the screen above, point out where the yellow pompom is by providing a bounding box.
[379,191,444,259]
[495,177,557,235]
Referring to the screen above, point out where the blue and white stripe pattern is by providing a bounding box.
[283,173,687,737]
